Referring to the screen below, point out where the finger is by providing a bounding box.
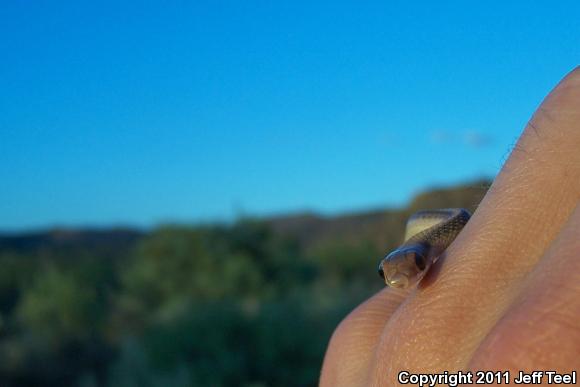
[320,287,408,387]
[468,202,580,371]
[368,67,580,380]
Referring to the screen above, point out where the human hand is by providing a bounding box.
[320,67,580,386]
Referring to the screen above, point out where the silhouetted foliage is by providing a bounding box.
[0,181,489,386]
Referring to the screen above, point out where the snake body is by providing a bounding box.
[378,208,471,288]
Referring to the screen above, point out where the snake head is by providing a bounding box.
[378,245,430,288]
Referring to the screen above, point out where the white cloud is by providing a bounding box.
[428,129,494,148]
[463,130,494,148]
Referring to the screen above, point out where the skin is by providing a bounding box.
[320,66,580,386]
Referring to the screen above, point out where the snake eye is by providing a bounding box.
[414,254,426,271]
[377,261,385,279]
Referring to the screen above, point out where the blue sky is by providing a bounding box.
[1,1,579,231]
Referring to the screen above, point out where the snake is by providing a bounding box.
[378,208,471,288]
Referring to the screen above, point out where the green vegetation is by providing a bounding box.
[0,181,489,386]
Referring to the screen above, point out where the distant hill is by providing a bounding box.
[0,179,491,254]
[266,179,491,251]
[0,228,144,256]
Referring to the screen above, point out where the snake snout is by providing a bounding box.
[379,245,430,288]
[385,272,409,288]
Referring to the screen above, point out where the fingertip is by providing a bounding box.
[563,65,580,82]
[543,66,580,104]
[523,66,580,148]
